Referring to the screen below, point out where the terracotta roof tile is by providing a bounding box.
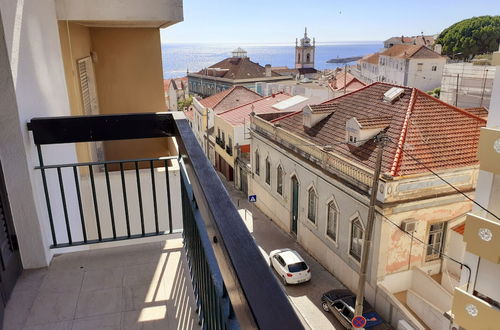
[218,93,294,126]
[380,45,443,59]
[359,53,380,64]
[464,107,488,118]
[270,83,485,177]
[198,86,261,111]
[357,116,392,129]
[330,70,366,91]
[452,223,465,235]
[197,57,280,80]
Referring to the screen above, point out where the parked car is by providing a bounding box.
[269,248,311,285]
[321,289,391,329]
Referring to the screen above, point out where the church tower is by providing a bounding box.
[295,27,315,69]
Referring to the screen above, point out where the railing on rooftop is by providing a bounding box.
[27,112,303,330]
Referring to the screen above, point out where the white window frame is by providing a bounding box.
[265,156,271,185]
[276,164,283,196]
[425,221,446,261]
[255,150,260,176]
[348,213,364,263]
[326,198,339,243]
[307,186,317,224]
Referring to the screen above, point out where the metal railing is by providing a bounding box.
[33,156,177,248]
[27,112,304,329]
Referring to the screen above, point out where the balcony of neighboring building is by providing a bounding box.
[451,287,500,330]
[463,213,500,264]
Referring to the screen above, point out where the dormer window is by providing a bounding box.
[346,116,391,147]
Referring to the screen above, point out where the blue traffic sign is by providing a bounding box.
[248,195,257,202]
[352,315,366,328]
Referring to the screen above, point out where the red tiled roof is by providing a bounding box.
[452,223,465,235]
[330,71,366,91]
[380,45,443,59]
[198,86,262,112]
[357,116,392,129]
[359,53,380,65]
[464,107,488,118]
[218,93,295,126]
[198,57,280,80]
[270,83,486,177]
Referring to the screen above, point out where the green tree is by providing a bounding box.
[178,95,193,110]
[437,16,500,59]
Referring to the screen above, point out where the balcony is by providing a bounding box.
[16,112,303,329]
[463,213,499,263]
[226,145,233,156]
[452,287,500,330]
[477,127,500,174]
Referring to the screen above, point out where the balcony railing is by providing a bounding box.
[27,112,303,329]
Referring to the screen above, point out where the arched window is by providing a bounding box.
[327,200,338,241]
[350,217,364,261]
[306,53,311,63]
[307,187,317,223]
[277,165,283,195]
[255,151,260,175]
[265,157,271,185]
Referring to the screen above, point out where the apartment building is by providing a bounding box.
[450,67,500,330]
[190,86,262,164]
[250,82,485,329]
[357,45,446,91]
[164,77,188,110]
[255,78,335,104]
[187,48,291,97]
[0,1,300,329]
[214,93,310,187]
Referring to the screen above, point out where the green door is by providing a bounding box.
[291,176,299,236]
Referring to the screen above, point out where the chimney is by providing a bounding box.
[265,64,272,77]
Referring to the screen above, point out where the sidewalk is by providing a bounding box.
[220,176,347,330]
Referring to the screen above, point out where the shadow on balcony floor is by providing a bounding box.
[3,238,200,330]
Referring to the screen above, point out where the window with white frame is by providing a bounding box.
[431,65,437,71]
[277,165,283,195]
[426,221,445,261]
[307,187,317,223]
[255,151,260,175]
[327,200,338,241]
[350,217,364,261]
[265,157,271,185]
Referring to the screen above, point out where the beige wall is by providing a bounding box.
[58,22,93,163]
[59,23,172,163]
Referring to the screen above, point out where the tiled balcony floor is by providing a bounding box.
[3,238,200,330]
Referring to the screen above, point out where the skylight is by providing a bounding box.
[383,87,404,102]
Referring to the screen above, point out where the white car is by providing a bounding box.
[269,248,311,285]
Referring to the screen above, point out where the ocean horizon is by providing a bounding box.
[161,42,383,79]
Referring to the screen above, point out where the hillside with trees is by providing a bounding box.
[437,16,500,59]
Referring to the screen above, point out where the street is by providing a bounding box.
[219,176,347,330]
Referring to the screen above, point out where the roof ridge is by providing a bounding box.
[270,110,302,123]
[415,90,487,123]
[390,88,417,176]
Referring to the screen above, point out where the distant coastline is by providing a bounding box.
[161,42,382,79]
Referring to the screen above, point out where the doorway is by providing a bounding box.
[0,161,23,325]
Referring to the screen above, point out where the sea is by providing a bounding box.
[161,42,383,79]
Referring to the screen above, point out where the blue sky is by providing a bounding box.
[160,0,500,44]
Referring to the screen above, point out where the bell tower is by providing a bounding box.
[295,27,315,69]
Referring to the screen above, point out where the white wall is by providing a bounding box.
[407,290,450,330]
[406,58,446,91]
[250,134,381,285]
[0,0,80,268]
[55,0,183,26]
[378,56,406,85]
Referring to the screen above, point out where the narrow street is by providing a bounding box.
[219,175,347,330]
